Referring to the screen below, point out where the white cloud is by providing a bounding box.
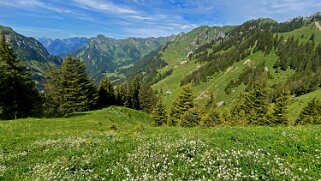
[73,0,137,14]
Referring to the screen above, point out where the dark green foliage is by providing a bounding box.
[231,73,271,125]
[296,98,321,125]
[0,34,41,120]
[275,37,321,96]
[98,77,115,108]
[43,66,62,117]
[225,63,269,95]
[124,78,140,109]
[120,48,169,85]
[169,84,195,126]
[272,17,304,33]
[151,98,167,126]
[59,55,98,115]
[114,78,157,113]
[43,55,98,116]
[181,28,275,85]
[271,87,291,126]
[138,82,157,113]
[180,107,201,127]
[201,92,221,127]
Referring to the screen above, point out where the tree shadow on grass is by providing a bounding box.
[64,112,89,118]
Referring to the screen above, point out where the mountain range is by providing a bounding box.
[1,12,321,122]
[0,25,61,87]
[37,37,88,56]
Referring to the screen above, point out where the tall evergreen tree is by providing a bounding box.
[124,78,140,109]
[98,77,115,108]
[296,98,321,125]
[138,82,157,113]
[151,97,167,126]
[43,66,62,117]
[181,107,201,127]
[169,83,195,126]
[59,55,98,115]
[0,34,40,120]
[231,73,271,125]
[201,92,221,127]
[271,87,291,126]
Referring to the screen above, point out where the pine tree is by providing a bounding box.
[43,66,62,117]
[0,34,41,120]
[138,82,157,113]
[151,98,167,126]
[271,87,291,126]
[124,78,140,109]
[181,107,201,127]
[232,73,271,125]
[169,83,195,126]
[59,55,98,115]
[201,92,221,127]
[296,98,321,125]
[98,77,115,108]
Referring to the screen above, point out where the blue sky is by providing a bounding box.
[0,0,320,39]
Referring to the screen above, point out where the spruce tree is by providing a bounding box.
[151,98,167,126]
[201,92,221,127]
[98,77,115,108]
[181,107,201,127]
[124,78,140,109]
[169,83,195,126]
[271,87,291,126]
[138,82,157,113]
[0,34,41,120]
[43,66,62,117]
[232,73,271,125]
[296,98,321,125]
[59,55,98,115]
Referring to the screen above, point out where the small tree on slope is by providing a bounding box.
[296,98,321,125]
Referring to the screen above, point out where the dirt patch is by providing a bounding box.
[226,66,234,73]
[244,59,252,66]
[196,91,209,101]
[315,21,321,32]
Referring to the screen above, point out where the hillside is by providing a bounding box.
[149,17,321,121]
[121,26,233,84]
[1,106,321,179]
[0,25,61,87]
[76,35,175,81]
[37,37,88,56]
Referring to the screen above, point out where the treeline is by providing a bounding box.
[0,34,41,120]
[224,63,272,95]
[181,29,275,85]
[151,84,221,127]
[0,34,157,120]
[182,21,321,97]
[151,80,321,127]
[44,56,158,117]
[275,36,321,96]
[120,47,171,85]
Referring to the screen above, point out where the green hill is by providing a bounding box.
[150,18,321,121]
[0,25,61,88]
[76,35,175,81]
[1,106,321,179]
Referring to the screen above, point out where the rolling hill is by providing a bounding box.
[1,106,321,179]
[0,25,61,88]
[142,15,321,121]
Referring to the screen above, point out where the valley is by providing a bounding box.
[1,6,321,180]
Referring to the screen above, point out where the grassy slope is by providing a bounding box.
[1,107,321,179]
[280,22,321,43]
[153,22,321,119]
